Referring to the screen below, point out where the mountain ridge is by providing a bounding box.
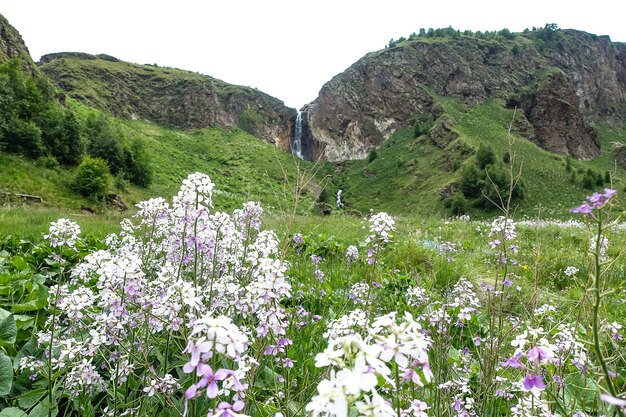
[38,52,297,151]
[301,27,626,161]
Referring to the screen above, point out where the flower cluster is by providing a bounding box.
[345,246,359,262]
[570,188,617,216]
[308,312,432,417]
[44,218,81,249]
[36,173,294,416]
[501,327,558,392]
[364,212,395,264]
[183,317,249,414]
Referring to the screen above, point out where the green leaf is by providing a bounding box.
[0,273,11,285]
[0,351,13,396]
[0,408,27,417]
[17,388,46,410]
[28,401,57,417]
[13,315,34,331]
[10,256,29,271]
[12,300,44,313]
[0,313,17,346]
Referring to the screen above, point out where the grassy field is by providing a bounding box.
[0,173,624,416]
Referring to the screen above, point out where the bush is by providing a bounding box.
[581,171,596,190]
[444,193,468,215]
[476,144,496,169]
[122,137,152,187]
[413,114,434,137]
[71,156,111,199]
[86,114,125,174]
[36,155,60,171]
[459,164,483,198]
[367,148,378,163]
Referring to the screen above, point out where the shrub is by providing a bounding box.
[413,113,434,137]
[85,114,125,174]
[459,164,483,198]
[444,193,468,215]
[71,156,111,199]
[40,108,85,165]
[36,155,60,171]
[367,148,378,163]
[123,137,152,187]
[476,144,496,169]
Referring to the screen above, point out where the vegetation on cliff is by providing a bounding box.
[39,53,296,149]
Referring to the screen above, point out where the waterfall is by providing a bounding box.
[291,111,304,159]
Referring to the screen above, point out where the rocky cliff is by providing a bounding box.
[0,14,42,76]
[303,28,626,161]
[39,53,296,151]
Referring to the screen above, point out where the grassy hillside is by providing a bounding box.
[321,98,626,218]
[1,101,318,236]
[38,53,296,143]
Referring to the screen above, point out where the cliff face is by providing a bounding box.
[303,29,626,161]
[0,14,41,76]
[39,53,296,151]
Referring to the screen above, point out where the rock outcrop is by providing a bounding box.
[0,14,42,76]
[39,53,296,151]
[303,29,626,161]
[519,71,600,159]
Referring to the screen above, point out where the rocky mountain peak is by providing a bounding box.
[301,28,626,161]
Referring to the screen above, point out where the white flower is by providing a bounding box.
[335,356,378,396]
[45,218,81,249]
[306,375,348,417]
[356,391,395,417]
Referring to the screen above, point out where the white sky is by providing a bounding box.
[3,1,626,109]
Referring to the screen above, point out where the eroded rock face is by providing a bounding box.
[520,71,600,159]
[0,14,41,76]
[303,51,435,161]
[39,53,296,152]
[303,30,626,161]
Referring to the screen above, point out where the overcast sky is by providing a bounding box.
[3,1,625,109]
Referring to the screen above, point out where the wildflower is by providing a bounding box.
[522,373,545,391]
[306,376,348,417]
[604,321,623,341]
[600,393,626,407]
[212,401,247,417]
[489,216,516,241]
[356,392,395,417]
[45,218,81,249]
[406,399,430,417]
[570,188,617,216]
[197,365,229,398]
[527,346,552,363]
[345,245,359,262]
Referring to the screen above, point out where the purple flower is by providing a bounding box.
[522,373,545,391]
[500,357,524,369]
[489,239,501,248]
[197,365,228,398]
[527,346,550,363]
[571,189,617,215]
[183,340,213,373]
[213,401,245,417]
[600,393,626,407]
[570,203,593,215]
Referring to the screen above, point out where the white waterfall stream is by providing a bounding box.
[292,111,304,159]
